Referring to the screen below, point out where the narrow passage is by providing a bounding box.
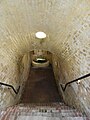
[20,66,62,103]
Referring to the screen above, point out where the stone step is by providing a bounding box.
[1,115,88,120]
[62,117,89,120]
[0,102,89,120]
[17,102,71,109]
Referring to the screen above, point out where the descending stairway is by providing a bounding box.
[0,102,89,120]
[21,66,62,103]
[0,67,89,120]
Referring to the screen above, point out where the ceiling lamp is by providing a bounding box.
[35,31,46,39]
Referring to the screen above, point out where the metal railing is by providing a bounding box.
[0,82,20,94]
[61,73,90,91]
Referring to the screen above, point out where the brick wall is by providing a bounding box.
[0,52,31,108]
[52,54,90,117]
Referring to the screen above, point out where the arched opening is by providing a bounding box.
[32,58,49,67]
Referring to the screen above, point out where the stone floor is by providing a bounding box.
[20,66,62,103]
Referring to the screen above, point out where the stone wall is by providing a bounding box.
[52,54,90,117]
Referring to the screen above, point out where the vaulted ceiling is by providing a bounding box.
[0,0,90,59]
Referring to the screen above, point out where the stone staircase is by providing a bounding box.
[0,102,89,120]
